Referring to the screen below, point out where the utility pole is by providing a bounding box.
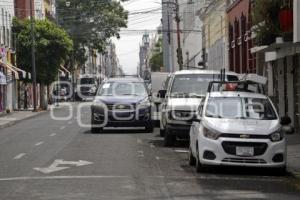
[29,0,37,112]
[175,0,183,70]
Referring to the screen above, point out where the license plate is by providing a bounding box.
[236,147,254,157]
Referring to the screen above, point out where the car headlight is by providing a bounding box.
[89,86,97,94]
[270,131,284,142]
[138,98,151,108]
[203,126,221,140]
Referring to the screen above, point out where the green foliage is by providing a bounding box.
[13,18,73,84]
[56,0,128,68]
[252,0,292,45]
[149,37,163,72]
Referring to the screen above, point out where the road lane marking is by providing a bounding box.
[155,156,160,160]
[68,121,73,125]
[137,151,144,158]
[60,126,66,130]
[34,160,93,174]
[137,139,142,144]
[150,144,155,148]
[0,175,285,182]
[34,141,44,146]
[13,153,26,160]
[49,133,57,137]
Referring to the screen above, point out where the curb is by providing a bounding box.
[0,110,48,129]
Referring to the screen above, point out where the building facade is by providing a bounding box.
[198,0,228,71]
[181,0,203,69]
[227,0,256,74]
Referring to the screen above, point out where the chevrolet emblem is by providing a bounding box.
[240,134,250,138]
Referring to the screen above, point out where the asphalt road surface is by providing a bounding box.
[0,103,299,200]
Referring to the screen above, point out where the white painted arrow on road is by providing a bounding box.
[34,159,93,174]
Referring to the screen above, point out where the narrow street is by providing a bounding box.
[0,104,299,200]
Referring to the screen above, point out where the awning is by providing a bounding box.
[251,42,300,54]
[0,71,6,85]
[0,60,19,80]
[9,64,26,79]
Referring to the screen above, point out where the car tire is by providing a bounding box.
[164,128,176,147]
[195,144,206,173]
[91,112,103,134]
[274,165,287,176]
[188,147,196,166]
[91,126,103,134]
[159,128,165,137]
[145,122,154,133]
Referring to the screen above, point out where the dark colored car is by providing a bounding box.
[91,77,153,133]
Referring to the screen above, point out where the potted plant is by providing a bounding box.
[279,0,293,32]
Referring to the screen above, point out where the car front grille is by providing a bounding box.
[80,86,90,92]
[222,158,267,164]
[106,104,135,110]
[222,142,268,156]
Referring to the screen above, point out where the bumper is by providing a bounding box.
[198,135,287,168]
[166,123,191,138]
[91,105,151,127]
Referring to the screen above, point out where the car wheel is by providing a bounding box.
[91,126,103,134]
[188,147,196,166]
[145,122,154,133]
[274,165,287,176]
[91,112,103,133]
[195,144,206,173]
[159,128,165,137]
[164,128,176,147]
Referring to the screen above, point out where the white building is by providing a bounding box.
[0,0,19,112]
[181,0,203,69]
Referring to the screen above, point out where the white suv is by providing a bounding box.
[159,70,239,146]
[189,81,291,173]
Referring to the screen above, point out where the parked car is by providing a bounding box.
[159,70,239,146]
[91,77,153,133]
[189,81,291,173]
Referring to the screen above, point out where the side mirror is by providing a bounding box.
[281,116,291,126]
[157,90,167,99]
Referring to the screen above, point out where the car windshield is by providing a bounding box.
[205,97,277,120]
[80,78,95,85]
[170,74,238,98]
[98,82,147,97]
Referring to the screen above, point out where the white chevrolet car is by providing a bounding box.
[189,81,291,173]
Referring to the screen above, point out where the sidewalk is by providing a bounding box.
[0,110,47,129]
[287,134,300,177]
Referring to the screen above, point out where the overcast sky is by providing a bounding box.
[114,0,162,75]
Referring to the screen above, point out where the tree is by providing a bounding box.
[252,0,293,45]
[56,0,128,68]
[149,37,163,72]
[13,18,73,109]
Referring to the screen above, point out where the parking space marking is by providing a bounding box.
[174,149,189,153]
[13,153,26,160]
[34,141,44,146]
[49,133,57,137]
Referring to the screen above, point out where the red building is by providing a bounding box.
[227,0,256,74]
[14,0,34,19]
